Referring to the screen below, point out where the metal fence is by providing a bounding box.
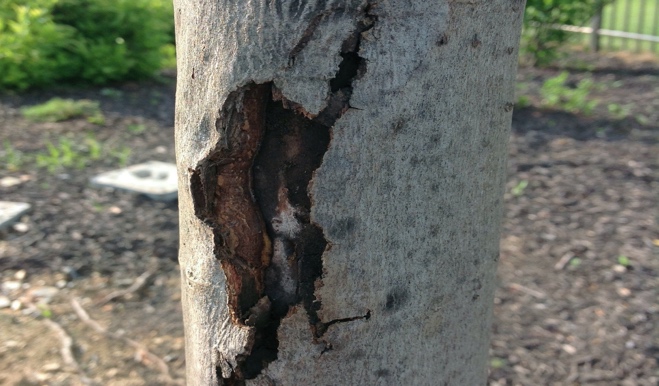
[562,0,659,53]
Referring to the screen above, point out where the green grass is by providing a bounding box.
[540,72,598,115]
[569,257,582,269]
[110,146,132,167]
[490,357,507,369]
[127,124,147,135]
[2,134,131,174]
[511,180,529,196]
[35,135,103,172]
[604,0,658,34]
[607,102,633,119]
[577,0,659,53]
[601,0,659,52]
[22,98,105,124]
[1,140,28,171]
[617,255,631,267]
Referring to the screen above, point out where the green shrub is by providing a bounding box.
[50,0,173,83]
[0,0,174,89]
[0,1,78,89]
[522,0,607,66]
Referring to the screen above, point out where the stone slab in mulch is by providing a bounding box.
[90,161,178,201]
[0,201,31,230]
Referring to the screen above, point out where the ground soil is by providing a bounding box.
[0,52,657,385]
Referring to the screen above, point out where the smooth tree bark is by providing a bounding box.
[174,0,524,384]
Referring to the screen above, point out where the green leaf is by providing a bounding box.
[617,255,630,267]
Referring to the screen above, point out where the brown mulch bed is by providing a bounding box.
[0,54,657,385]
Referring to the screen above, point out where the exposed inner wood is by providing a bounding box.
[214,85,272,320]
[189,83,272,330]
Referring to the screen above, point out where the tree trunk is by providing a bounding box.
[174,1,524,384]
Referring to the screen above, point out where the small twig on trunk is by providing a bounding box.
[42,317,95,385]
[97,270,155,306]
[71,297,183,385]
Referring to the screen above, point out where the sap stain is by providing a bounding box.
[375,369,391,377]
[384,287,409,312]
[436,33,449,46]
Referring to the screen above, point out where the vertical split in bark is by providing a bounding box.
[190,4,376,382]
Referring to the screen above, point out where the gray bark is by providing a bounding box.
[174,0,525,384]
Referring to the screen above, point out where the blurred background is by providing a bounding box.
[0,0,656,384]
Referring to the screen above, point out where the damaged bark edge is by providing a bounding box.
[188,3,377,383]
[189,83,273,383]
[190,83,272,326]
[255,2,376,358]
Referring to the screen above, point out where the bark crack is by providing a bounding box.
[318,309,372,356]
[287,11,325,67]
[189,3,376,382]
[317,310,372,339]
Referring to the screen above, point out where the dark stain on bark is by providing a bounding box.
[384,287,409,312]
[436,33,449,46]
[375,369,391,377]
[471,34,482,48]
